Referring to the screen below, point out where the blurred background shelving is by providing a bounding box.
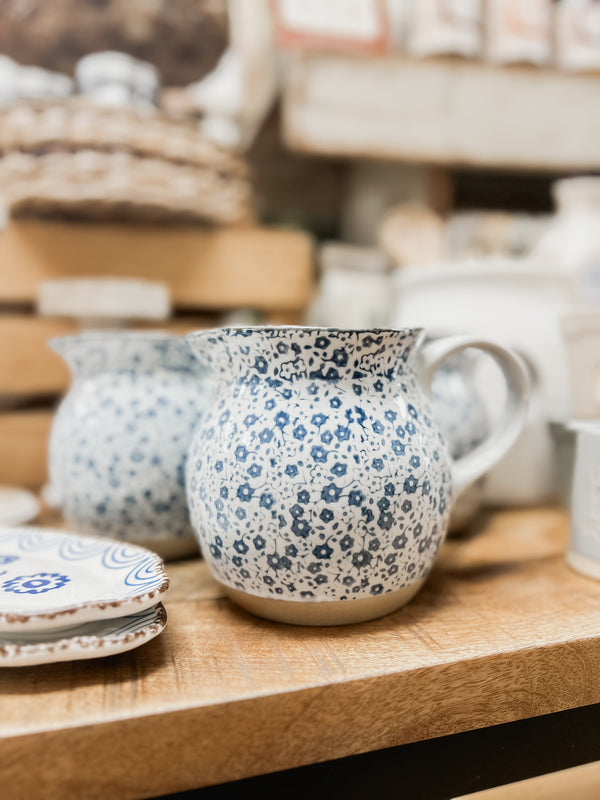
[3,0,600,496]
[0,219,314,488]
[282,53,600,171]
[4,1,600,798]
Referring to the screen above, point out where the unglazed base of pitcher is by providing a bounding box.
[221,579,427,626]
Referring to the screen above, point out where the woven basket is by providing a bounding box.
[0,99,252,224]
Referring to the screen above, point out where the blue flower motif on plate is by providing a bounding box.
[2,572,70,595]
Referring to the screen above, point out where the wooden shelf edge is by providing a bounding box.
[0,410,52,487]
[0,221,315,311]
[282,53,600,171]
[1,633,598,799]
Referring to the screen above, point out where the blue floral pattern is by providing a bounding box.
[431,351,489,460]
[186,328,452,603]
[49,333,210,547]
[2,572,70,594]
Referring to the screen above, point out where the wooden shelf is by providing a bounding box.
[1,507,599,799]
[283,54,600,170]
[0,411,52,488]
[0,220,314,311]
[0,316,222,397]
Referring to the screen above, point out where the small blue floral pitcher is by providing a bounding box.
[49,332,210,560]
[186,327,529,624]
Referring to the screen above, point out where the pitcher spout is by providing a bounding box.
[185,326,425,384]
[50,331,202,379]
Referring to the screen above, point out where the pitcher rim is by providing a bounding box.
[186,325,425,339]
[49,330,181,351]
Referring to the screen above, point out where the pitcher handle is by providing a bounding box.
[419,336,531,496]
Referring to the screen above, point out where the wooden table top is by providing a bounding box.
[2,507,599,800]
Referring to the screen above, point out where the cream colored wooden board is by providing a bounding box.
[455,759,600,799]
[2,508,600,800]
[0,411,52,487]
[0,221,314,310]
[283,54,600,170]
[0,316,220,396]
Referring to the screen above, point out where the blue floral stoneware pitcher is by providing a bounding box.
[186,327,529,624]
[49,332,211,560]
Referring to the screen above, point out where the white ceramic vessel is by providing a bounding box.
[186,326,529,625]
[393,258,573,504]
[0,488,39,527]
[556,1,600,72]
[76,51,159,108]
[407,0,482,57]
[0,604,166,667]
[0,526,169,632]
[535,177,600,301]
[485,0,552,65]
[567,421,600,580]
[308,243,393,329]
[562,309,600,419]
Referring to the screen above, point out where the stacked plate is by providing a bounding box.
[0,527,168,667]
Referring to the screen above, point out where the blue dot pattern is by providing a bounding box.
[186,328,452,602]
[49,334,211,544]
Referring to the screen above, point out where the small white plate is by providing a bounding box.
[0,527,169,632]
[0,603,166,667]
[0,488,40,526]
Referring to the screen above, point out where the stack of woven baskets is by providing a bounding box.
[0,98,252,224]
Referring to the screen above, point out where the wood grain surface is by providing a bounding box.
[455,759,600,799]
[0,220,314,310]
[0,411,52,487]
[1,507,598,800]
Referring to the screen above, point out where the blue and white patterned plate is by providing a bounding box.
[0,527,169,632]
[0,603,167,667]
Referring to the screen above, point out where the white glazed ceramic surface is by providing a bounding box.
[393,258,572,504]
[556,2,600,72]
[308,243,393,329]
[485,0,552,65]
[567,421,600,579]
[535,177,600,298]
[185,327,529,624]
[408,0,482,58]
[0,488,40,526]
[0,527,169,632]
[49,333,210,558]
[561,310,600,419]
[0,603,166,667]
[75,51,158,107]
